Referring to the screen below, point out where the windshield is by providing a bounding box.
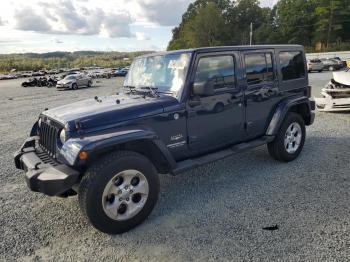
[124,52,191,96]
[65,75,77,80]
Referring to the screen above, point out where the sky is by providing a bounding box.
[0,0,278,54]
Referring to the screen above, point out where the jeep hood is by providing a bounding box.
[333,71,350,86]
[42,94,178,130]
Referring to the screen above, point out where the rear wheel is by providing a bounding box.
[87,80,92,87]
[267,112,306,162]
[78,151,159,234]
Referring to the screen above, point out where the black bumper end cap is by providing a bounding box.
[14,136,38,169]
[26,165,80,197]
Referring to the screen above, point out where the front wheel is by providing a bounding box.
[267,112,306,162]
[78,151,159,234]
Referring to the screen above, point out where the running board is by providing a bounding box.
[172,136,274,175]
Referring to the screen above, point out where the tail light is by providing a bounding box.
[304,85,312,98]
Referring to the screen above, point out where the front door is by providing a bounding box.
[186,52,245,153]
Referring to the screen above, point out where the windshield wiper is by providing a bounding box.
[123,85,136,94]
[124,85,159,98]
[137,86,159,98]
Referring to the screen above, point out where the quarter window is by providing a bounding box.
[245,53,274,85]
[194,56,235,89]
[279,51,305,81]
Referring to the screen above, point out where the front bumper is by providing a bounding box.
[14,137,80,196]
[56,83,71,89]
[315,95,350,112]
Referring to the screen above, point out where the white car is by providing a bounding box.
[315,70,350,112]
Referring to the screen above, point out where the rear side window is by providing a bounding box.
[279,51,305,81]
[195,55,235,89]
[245,53,274,85]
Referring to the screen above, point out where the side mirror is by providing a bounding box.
[193,79,215,96]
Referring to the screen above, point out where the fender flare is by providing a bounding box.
[266,96,314,136]
[59,128,176,172]
[29,121,39,136]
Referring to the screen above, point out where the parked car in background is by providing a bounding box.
[47,69,59,75]
[56,74,92,90]
[320,58,342,71]
[114,68,129,76]
[0,74,17,80]
[0,74,8,80]
[20,71,34,77]
[307,59,324,72]
[315,70,350,112]
[88,70,110,79]
[331,57,347,68]
[32,71,45,77]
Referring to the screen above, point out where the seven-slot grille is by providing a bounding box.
[39,120,61,158]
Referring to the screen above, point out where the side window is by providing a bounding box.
[279,51,305,81]
[245,53,274,85]
[194,56,235,89]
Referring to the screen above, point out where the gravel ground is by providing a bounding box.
[0,75,349,261]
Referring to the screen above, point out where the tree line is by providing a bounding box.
[167,0,350,51]
[0,51,151,73]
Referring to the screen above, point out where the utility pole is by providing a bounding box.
[326,1,334,50]
[249,22,253,46]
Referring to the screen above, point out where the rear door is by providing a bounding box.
[75,75,82,86]
[243,50,280,139]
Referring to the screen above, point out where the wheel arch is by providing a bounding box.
[266,96,315,136]
[288,103,313,125]
[63,129,177,174]
[86,139,175,175]
[118,139,176,174]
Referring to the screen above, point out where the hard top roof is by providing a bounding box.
[138,45,304,58]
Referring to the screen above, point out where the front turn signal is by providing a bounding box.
[79,151,88,160]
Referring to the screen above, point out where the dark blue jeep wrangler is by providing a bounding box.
[14,45,315,234]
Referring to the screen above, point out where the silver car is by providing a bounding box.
[56,74,92,90]
[307,59,324,72]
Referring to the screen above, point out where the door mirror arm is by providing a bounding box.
[188,96,201,107]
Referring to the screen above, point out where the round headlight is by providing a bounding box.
[59,129,66,144]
